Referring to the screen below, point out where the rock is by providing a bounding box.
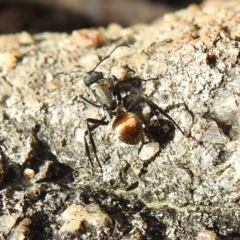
[8,218,31,240]
[196,229,219,240]
[59,204,112,233]
[1,1,240,239]
[139,142,160,161]
[0,215,19,235]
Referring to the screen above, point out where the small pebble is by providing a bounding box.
[196,229,219,240]
[139,142,160,161]
[23,168,35,179]
[71,29,104,48]
[59,204,112,233]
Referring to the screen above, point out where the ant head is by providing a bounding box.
[83,71,104,86]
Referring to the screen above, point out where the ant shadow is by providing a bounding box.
[117,77,176,146]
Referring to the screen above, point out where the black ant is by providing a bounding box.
[55,45,186,173]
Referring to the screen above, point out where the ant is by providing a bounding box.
[55,44,186,173]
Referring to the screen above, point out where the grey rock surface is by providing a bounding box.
[1,1,240,239]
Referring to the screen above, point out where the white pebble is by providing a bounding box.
[139,142,160,161]
[23,168,35,179]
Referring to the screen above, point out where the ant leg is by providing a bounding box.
[84,135,94,169]
[79,95,102,108]
[85,118,109,172]
[142,97,186,136]
[53,70,83,79]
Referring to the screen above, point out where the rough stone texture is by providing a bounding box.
[1,1,240,239]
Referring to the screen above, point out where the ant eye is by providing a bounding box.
[112,112,143,145]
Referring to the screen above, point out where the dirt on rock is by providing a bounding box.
[1,1,240,239]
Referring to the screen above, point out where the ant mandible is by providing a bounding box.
[55,44,185,173]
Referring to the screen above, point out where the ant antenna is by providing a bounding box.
[82,44,130,86]
[90,44,130,72]
[53,69,83,79]
[53,44,130,79]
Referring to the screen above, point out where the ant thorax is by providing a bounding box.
[88,78,118,111]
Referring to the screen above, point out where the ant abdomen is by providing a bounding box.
[112,112,143,145]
